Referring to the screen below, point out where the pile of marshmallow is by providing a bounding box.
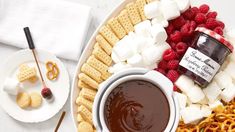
[174,30,235,124]
[109,0,190,73]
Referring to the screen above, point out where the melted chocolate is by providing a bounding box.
[104,80,170,132]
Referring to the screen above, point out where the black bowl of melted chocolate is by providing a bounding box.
[104,80,170,132]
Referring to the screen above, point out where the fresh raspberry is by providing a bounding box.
[170,42,177,50]
[166,70,180,82]
[173,85,178,91]
[199,4,210,14]
[216,21,225,29]
[170,31,182,43]
[163,49,178,61]
[191,7,200,14]
[195,13,206,24]
[190,21,197,29]
[166,23,175,35]
[182,8,196,20]
[198,24,206,28]
[155,68,166,75]
[214,27,223,35]
[171,16,186,29]
[176,42,188,55]
[206,18,218,30]
[206,11,217,19]
[158,60,168,70]
[167,60,179,70]
[180,22,194,37]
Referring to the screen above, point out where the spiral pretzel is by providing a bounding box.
[46,61,59,80]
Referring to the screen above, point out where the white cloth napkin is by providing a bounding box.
[0,0,91,61]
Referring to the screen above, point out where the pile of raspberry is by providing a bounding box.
[155,4,225,90]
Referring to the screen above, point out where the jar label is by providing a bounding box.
[179,47,220,82]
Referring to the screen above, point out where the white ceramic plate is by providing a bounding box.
[0,49,70,123]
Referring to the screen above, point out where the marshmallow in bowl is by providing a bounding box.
[151,16,169,27]
[175,75,194,94]
[108,62,132,74]
[173,0,190,12]
[144,1,162,19]
[220,83,235,102]
[127,53,144,67]
[186,85,205,103]
[151,24,167,43]
[3,78,20,95]
[175,92,187,109]
[160,0,180,20]
[134,20,152,37]
[203,81,221,103]
[112,36,135,61]
[214,71,233,89]
[180,105,203,124]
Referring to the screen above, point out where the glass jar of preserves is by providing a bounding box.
[179,27,234,87]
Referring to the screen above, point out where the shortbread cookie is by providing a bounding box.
[117,10,134,33]
[78,121,93,132]
[108,18,126,39]
[30,92,42,108]
[99,26,119,46]
[78,105,93,124]
[76,96,93,111]
[17,64,37,82]
[77,80,93,90]
[92,46,112,66]
[77,113,84,123]
[80,88,97,101]
[136,0,147,20]
[78,73,99,89]
[87,55,108,74]
[126,2,141,25]
[16,92,31,109]
[81,63,102,83]
[95,36,113,55]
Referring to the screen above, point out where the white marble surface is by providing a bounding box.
[0,0,235,132]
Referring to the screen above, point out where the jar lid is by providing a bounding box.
[195,27,234,52]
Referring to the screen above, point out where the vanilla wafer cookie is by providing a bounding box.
[76,96,93,111]
[78,121,93,132]
[95,36,112,55]
[101,71,112,80]
[126,2,141,25]
[92,46,112,66]
[78,105,93,124]
[136,0,147,20]
[77,80,93,90]
[81,63,102,83]
[77,113,84,123]
[17,64,37,82]
[79,73,99,89]
[87,55,108,74]
[117,10,134,33]
[108,18,126,39]
[99,26,119,46]
[80,88,97,101]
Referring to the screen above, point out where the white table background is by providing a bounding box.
[0,0,234,132]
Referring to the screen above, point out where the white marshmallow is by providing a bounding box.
[208,100,223,110]
[134,20,152,37]
[220,83,235,102]
[197,97,209,105]
[3,78,20,95]
[150,24,167,43]
[201,105,212,117]
[214,71,233,89]
[144,1,162,19]
[225,29,235,46]
[132,36,153,53]
[224,62,235,81]
[142,43,169,65]
[111,51,122,63]
[175,75,194,93]
[160,0,180,20]
[144,63,157,70]
[127,54,144,67]
[174,0,190,12]
[180,105,204,124]
[108,62,132,74]
[187,85,205,103]
[151,15,169,27]
[175,92,187,109]
[203,81,221,103]
[112,36,135,61]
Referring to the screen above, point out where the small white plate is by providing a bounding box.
[0,49,70,123]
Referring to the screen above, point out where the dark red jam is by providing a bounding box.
[179,28,233,87]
